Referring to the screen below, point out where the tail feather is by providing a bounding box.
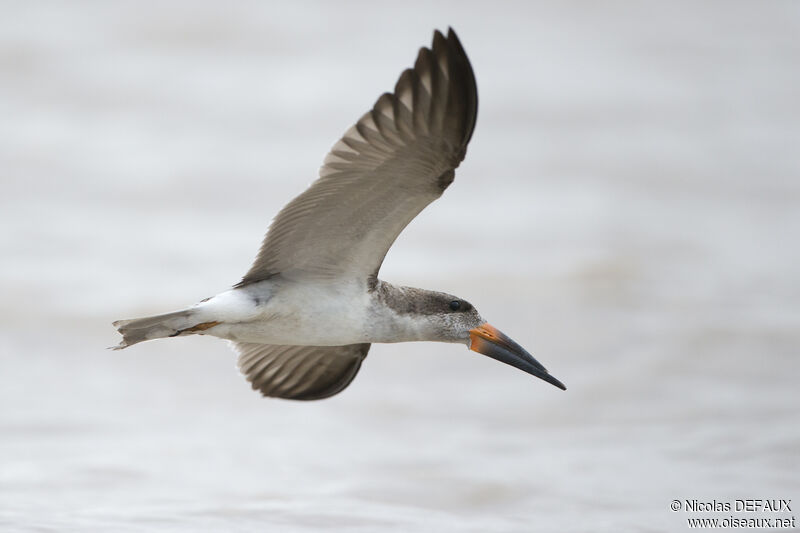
[112,309,202,350]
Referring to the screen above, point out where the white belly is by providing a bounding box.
[200,280,371,346]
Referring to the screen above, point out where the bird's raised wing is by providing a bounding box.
[238,28,478,287]
[234,342,370,400]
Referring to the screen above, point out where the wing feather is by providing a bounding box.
[232,343,370,400]
[239,28,478,286]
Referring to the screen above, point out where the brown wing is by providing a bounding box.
[239,28,478,286]
[233,342,371,400]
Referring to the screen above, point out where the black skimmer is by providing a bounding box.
[113,28,566,400]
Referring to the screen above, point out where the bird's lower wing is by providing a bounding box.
[232,342,371,400]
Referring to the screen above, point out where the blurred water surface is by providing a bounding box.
[1,2,798,532]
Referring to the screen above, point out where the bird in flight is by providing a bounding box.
[113,28,566,400]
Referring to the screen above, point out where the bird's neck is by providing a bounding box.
[364,280,448,343]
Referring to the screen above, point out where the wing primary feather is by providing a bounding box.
[430,30,451,138]
[412,48,435,136]
[447,28,478,144]
[393,70,416,140]
[371,94,406,146]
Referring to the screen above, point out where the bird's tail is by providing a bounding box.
[111,308,220,350]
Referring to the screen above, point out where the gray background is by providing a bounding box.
[1,2,798,531]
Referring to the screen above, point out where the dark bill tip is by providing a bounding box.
[469,323,566,391]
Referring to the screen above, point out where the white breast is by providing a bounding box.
[203,279,373,346]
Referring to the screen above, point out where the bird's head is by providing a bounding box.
[383,286,566,391]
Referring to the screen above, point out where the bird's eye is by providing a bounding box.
[449,300,461,311]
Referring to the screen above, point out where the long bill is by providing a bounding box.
[469,323,566,390]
